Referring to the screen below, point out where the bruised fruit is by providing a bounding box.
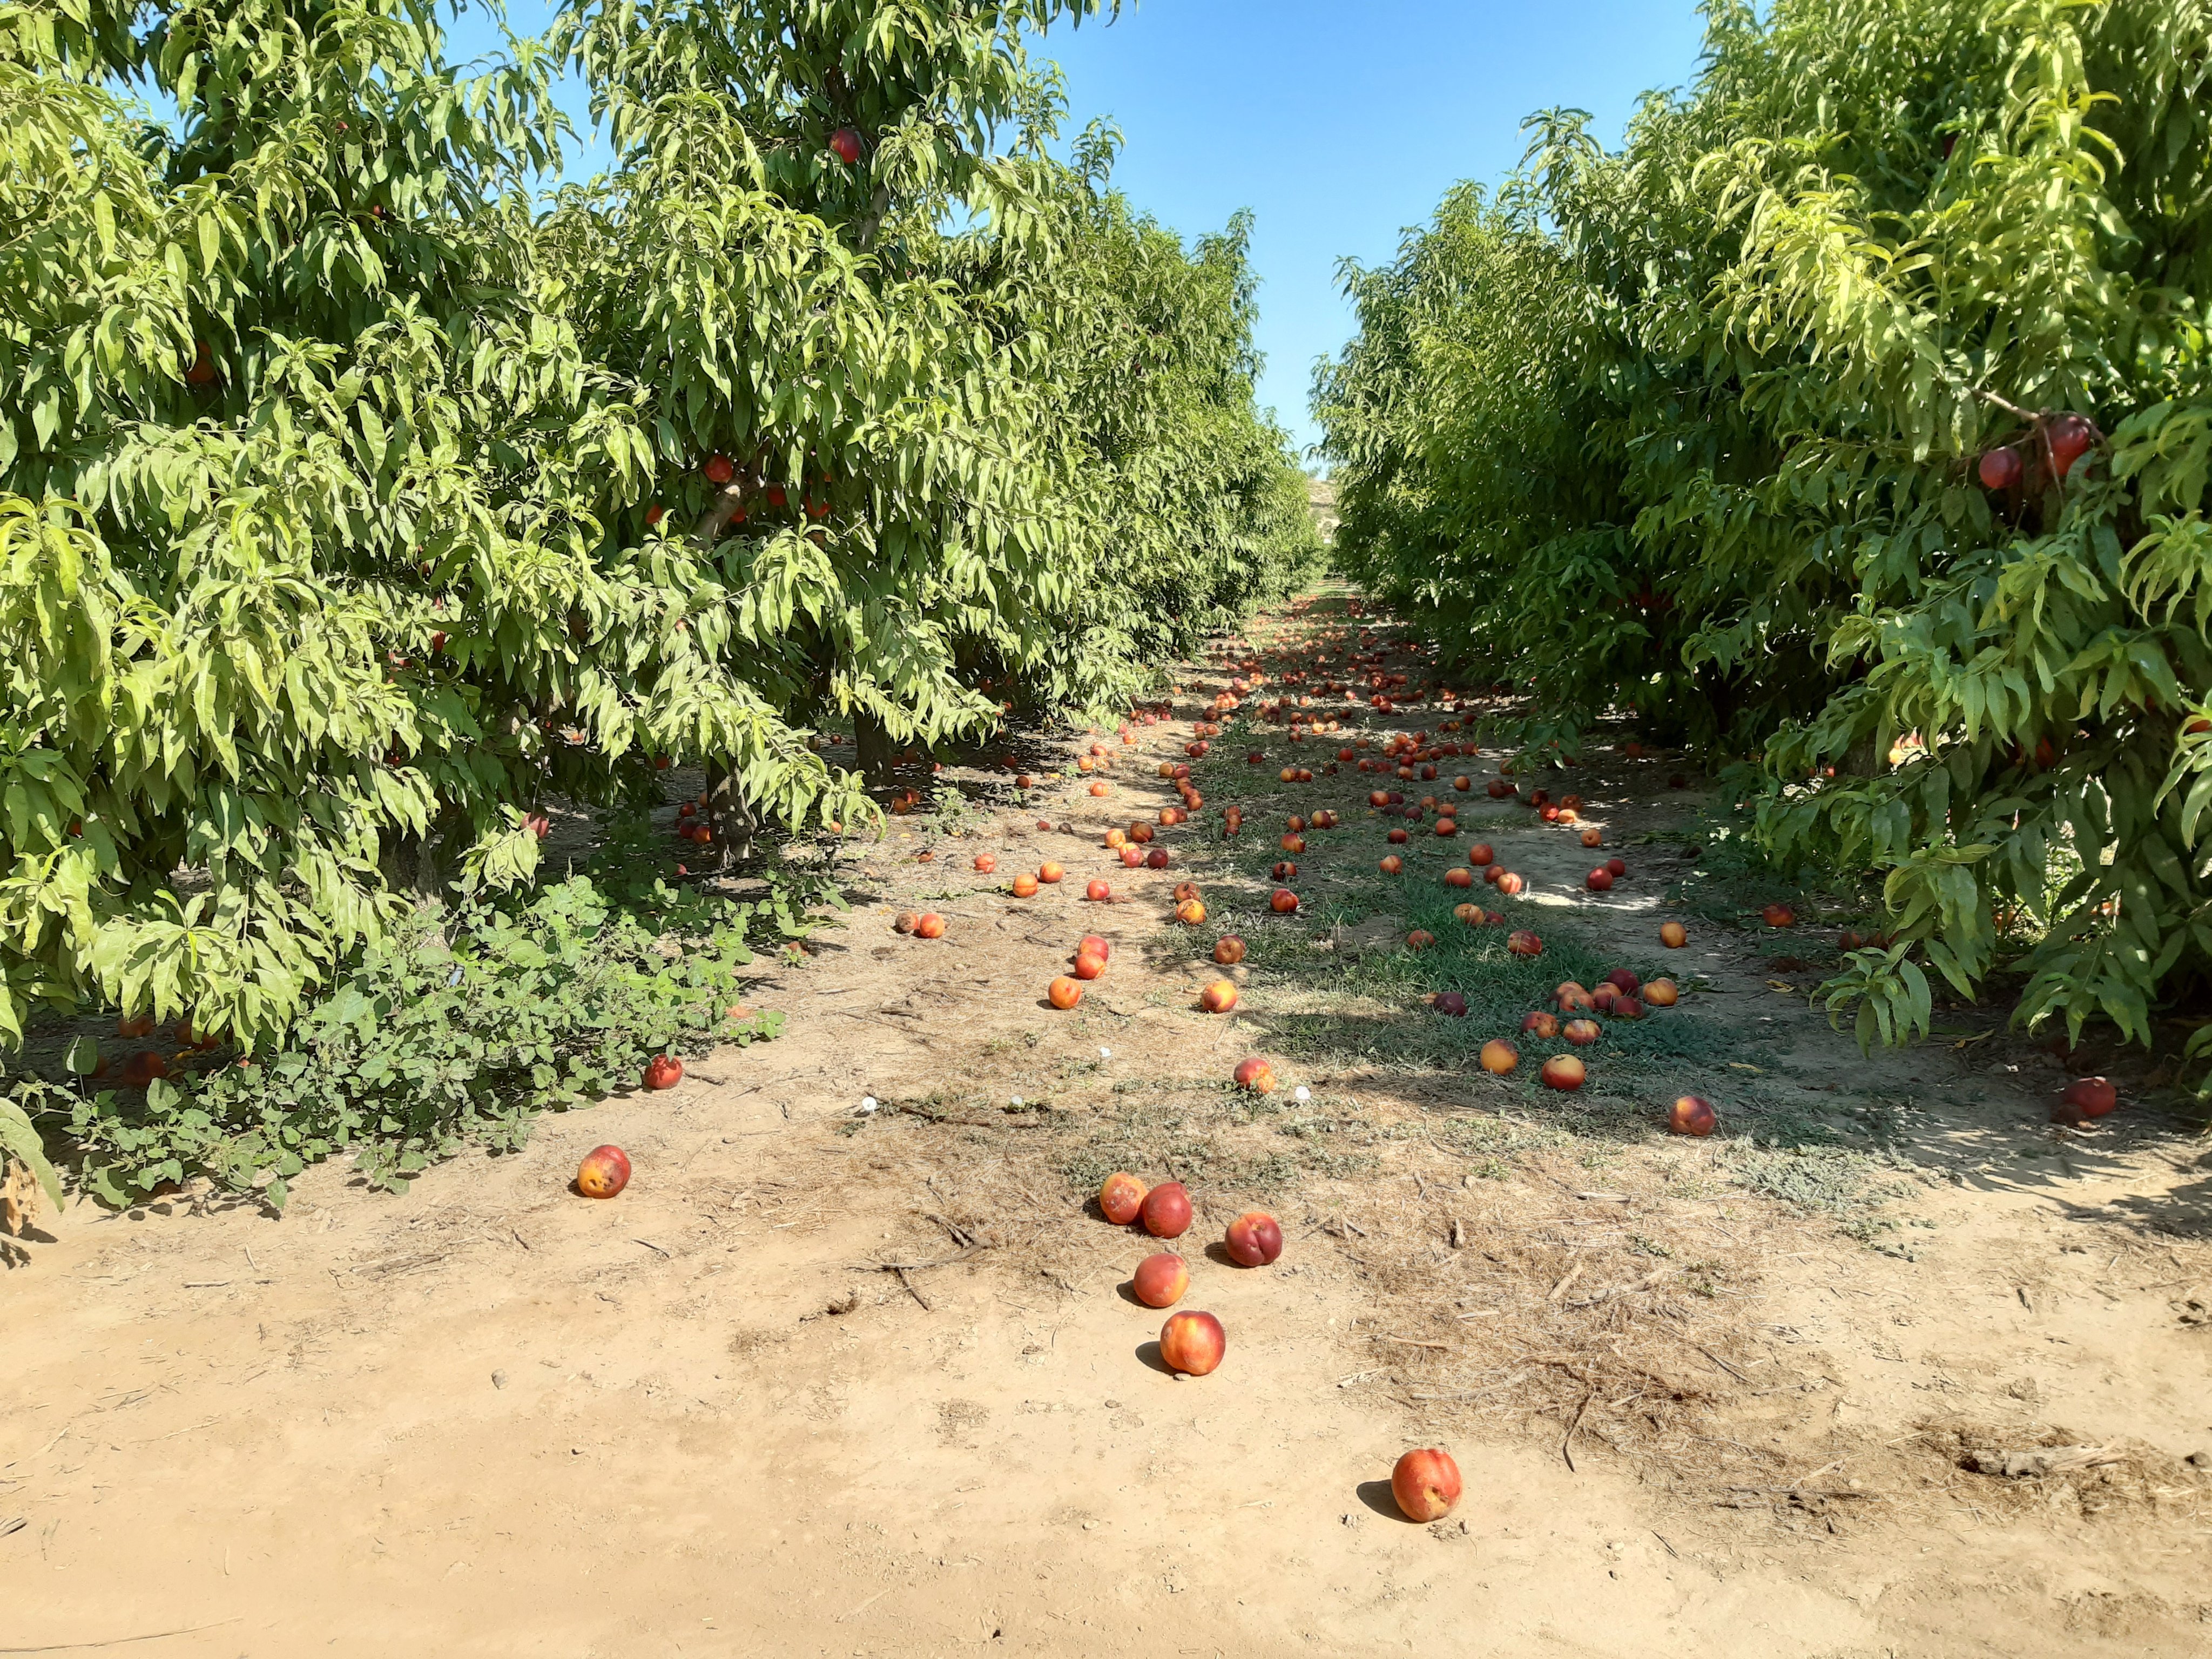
[1131,1252,1190,1308]
[1562,1017,1601,1046]
[1099,1172,1148,1225]
[1270,889,1299,914]
[1434,991,1468,1017]
[1158,1310,1225,1377]
[1391,1448,1463,1522]
[1140,1181,1193,1238]
[1224,1211,1285,1267]
[1233,1056,1277,1093]
[576,1144,632,1198]
[1762,903,1796,928]
[1199,980,1239,1014]
[1479,1038,1519,1075]
[1643,978,1679,1007]
[1507,929,1542,957]
[1213,936,1247,965]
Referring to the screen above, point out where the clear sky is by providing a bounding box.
[445,2,1712,463]
[1031,1,1712,460]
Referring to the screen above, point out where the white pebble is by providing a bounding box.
[859,1096,879,1113]
[1099,1047,1114,1060]
[1294,1085,1311,1102]
[1010,1095,1025,1107]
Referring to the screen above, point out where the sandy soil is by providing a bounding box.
[5,602,2211,1657]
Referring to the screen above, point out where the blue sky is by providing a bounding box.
[448,2,1711,461]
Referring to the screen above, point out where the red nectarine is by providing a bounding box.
[1141,1181,1193,1238]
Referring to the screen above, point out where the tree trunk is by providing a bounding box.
[854,709,895,783]
[704,761,757,867]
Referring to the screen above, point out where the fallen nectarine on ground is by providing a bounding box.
[1199,980,1239,1014]
[1141,1181,1193,1238]
[1479,1038,1519,1075]
[1131,1252,1190,1308]
[1659,920,1688,948]
[643,1054,684,1090]
[1213,936,1246,965]
[576,1144,631,1199]
[1391,1448,1462,1521]
[1669,1095,1717,1136]
[1224,1211,1284,1266]
[1540,1054,1586,1091]
[1233,1056,1277,1093]
[1099,1172,1148,1225]
[1048,976,1083,1009]
[1159,1310,1225,1376]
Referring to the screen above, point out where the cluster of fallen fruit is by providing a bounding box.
[1096,1163,1463,1521]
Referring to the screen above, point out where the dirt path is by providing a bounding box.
[5,593,2210,1656]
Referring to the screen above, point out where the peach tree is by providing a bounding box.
[1317,0,2212,1067]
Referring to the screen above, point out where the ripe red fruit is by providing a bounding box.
[1270,888,1299,913]
[1669,1095,1717,1136]
[1099,1172,1148,1225]
[1224,1211,1284,1266]
[703,453,734,484]
[1391,1448,1463,1522]
[1540,1054,1586,1091]
[1587,867,1614,891]
[1445,867,1474,888]
[1131,1252,1190,1308]
[1643,978,1679,1007]
[1659,920,1688,948]
[1495,872,1526,897]
[1762,903,1797,928]
[1086,878,1112,901]
[185,340,217,386]
[1233,1056,1277,1093]
[1213,935,1246,965]
[1038,861,1065,884]
[1271,861,1298,881]
[1379,854,1403,875]
[1078,934,1111,962]
[914,912,946,939]
[1140,1181,1193,1238]
[1070,953,1106,981]
[1479,1038,1518,1075]
[1158,1309,1226,1377]
[1507,929,1542,956]
[1199,980,1239,1014]
[974,853,997,873]
[576,1144,632,1198]
[2060,1076,2117,1120]
[829,126,863,165]
[1468,843,1494,867]
[1048,975,1083,1008]
[1434,990,1468,1017]
[1606,857,1626,878]
[1562,1017,1601,1046]
[1606,969,1639,995]
[643,1054,684,1090]
[1978,446,2023,490]
[1522,1010,1560,1038]
[2046,413,2098,478]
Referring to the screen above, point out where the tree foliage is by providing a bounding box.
[0,0,1316,1056]
[1316,0,2212,1058]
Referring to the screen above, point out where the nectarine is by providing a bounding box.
[1233,1056,1277,1093]
[1391,1448,1462,1521]
[1540,1054,1586,1091]
[1132,1252,1190,1308]
[1213,936,1247,965]
[1199,980,1239,1014]
[576,1144,632,1199]
[1643,977,1678,1007]
[1659,920,1688,948]
[1099,1172,1148,1225]
[1668,1095,1716,1136]
[1479,1038,1519,1075]
[643,1054,684,1090]
[1140,1181,1193,1238]
[1048,976,1083,1009]
[1224,1211,1284,1267]
[1158,1310,1225,1377]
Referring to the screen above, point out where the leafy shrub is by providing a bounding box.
[14,854,833,1210]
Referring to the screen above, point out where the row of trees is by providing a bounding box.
[1316,0,2212,1056]
[0,0,1319,1048]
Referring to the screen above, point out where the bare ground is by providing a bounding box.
[4,596,2211,1656]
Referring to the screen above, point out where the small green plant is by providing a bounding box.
[16,855,834,1210]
